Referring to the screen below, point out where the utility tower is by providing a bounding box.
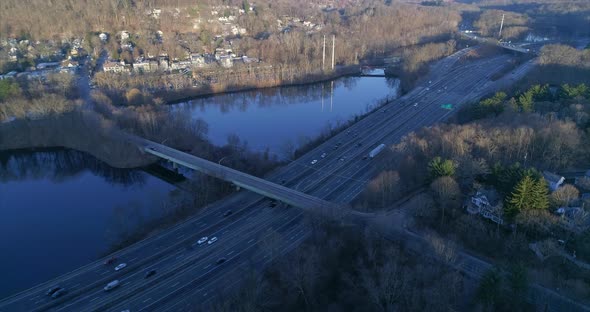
[331,35,335,70]
[498,14,505,39]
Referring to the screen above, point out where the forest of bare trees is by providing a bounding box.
[209,222,472,312]
[353,81,590,302]
[474,9,530,39]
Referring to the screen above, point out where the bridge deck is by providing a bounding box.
[134,137,357,221]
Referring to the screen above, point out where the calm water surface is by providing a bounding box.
[177,72,399,155]
[0,149,175,298]
[0,71,398,298]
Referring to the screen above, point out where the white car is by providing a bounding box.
[208,237,218,244]
[114,263,127,271]
[104,280,120,291]
[321,153,327,158]
[311,159,318,165]
[197,237,208,245]
[413,103,418,107]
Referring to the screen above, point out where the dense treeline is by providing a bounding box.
[359,82,590,209]
[208,223,471,312]
[474,9,529,39]
[354,82,590,301]
[386,40,457,92]
[523,44,590,86]
[468,0,590,37]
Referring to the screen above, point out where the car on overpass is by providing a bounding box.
[208,237,218,244]
[115,263,127,271]
[197,237,208,245]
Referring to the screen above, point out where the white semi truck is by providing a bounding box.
[369,143,386,159]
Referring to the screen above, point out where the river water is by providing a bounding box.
[0,72,399,298]
[176,70,399,155]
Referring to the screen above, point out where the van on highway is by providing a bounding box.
[104,280,120,291]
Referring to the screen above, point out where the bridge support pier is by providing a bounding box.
[172,162,178,173]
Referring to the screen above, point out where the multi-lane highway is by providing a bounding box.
[0,48,539,311]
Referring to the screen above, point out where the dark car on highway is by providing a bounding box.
[223,210,233,217]
[51,288,67,299]
[145,270,157,279]
[104,257,116,265]
[216,258,227,265]
[46,286,61,296]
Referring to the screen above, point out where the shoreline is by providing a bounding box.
[153,65,363,105]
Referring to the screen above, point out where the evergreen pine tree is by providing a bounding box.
[532,177,549,210]
[506,174,535,217]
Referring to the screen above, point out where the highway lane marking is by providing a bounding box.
[227,251,235,256]
[129,257,138,262]
[200,223,207,228]
[171,282,180,288]
[100,271,109,276]
[89,296,100,302]
[204,264,211,269]
[143,297,152,303]
[176,254,184,260]
[34,300,44,304]
[177,234,186,239]
[247,239,254,244]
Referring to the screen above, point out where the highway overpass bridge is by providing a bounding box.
[131,137,365,222]
[460,32,531,54]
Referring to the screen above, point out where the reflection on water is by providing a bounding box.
[0,148,145,185]
[0,148,175,299]
[176,73,399,154]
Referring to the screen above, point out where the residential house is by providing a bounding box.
[133,60,151,73]
[158,56,169,71]
[464,189,504,225]
[219,55,233,68]
[61,59,79,68]
[190,53,205,67]
[103,61,128,73]
[170,60,192,71]
[119,31,130,41]
[543,171,565,191]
